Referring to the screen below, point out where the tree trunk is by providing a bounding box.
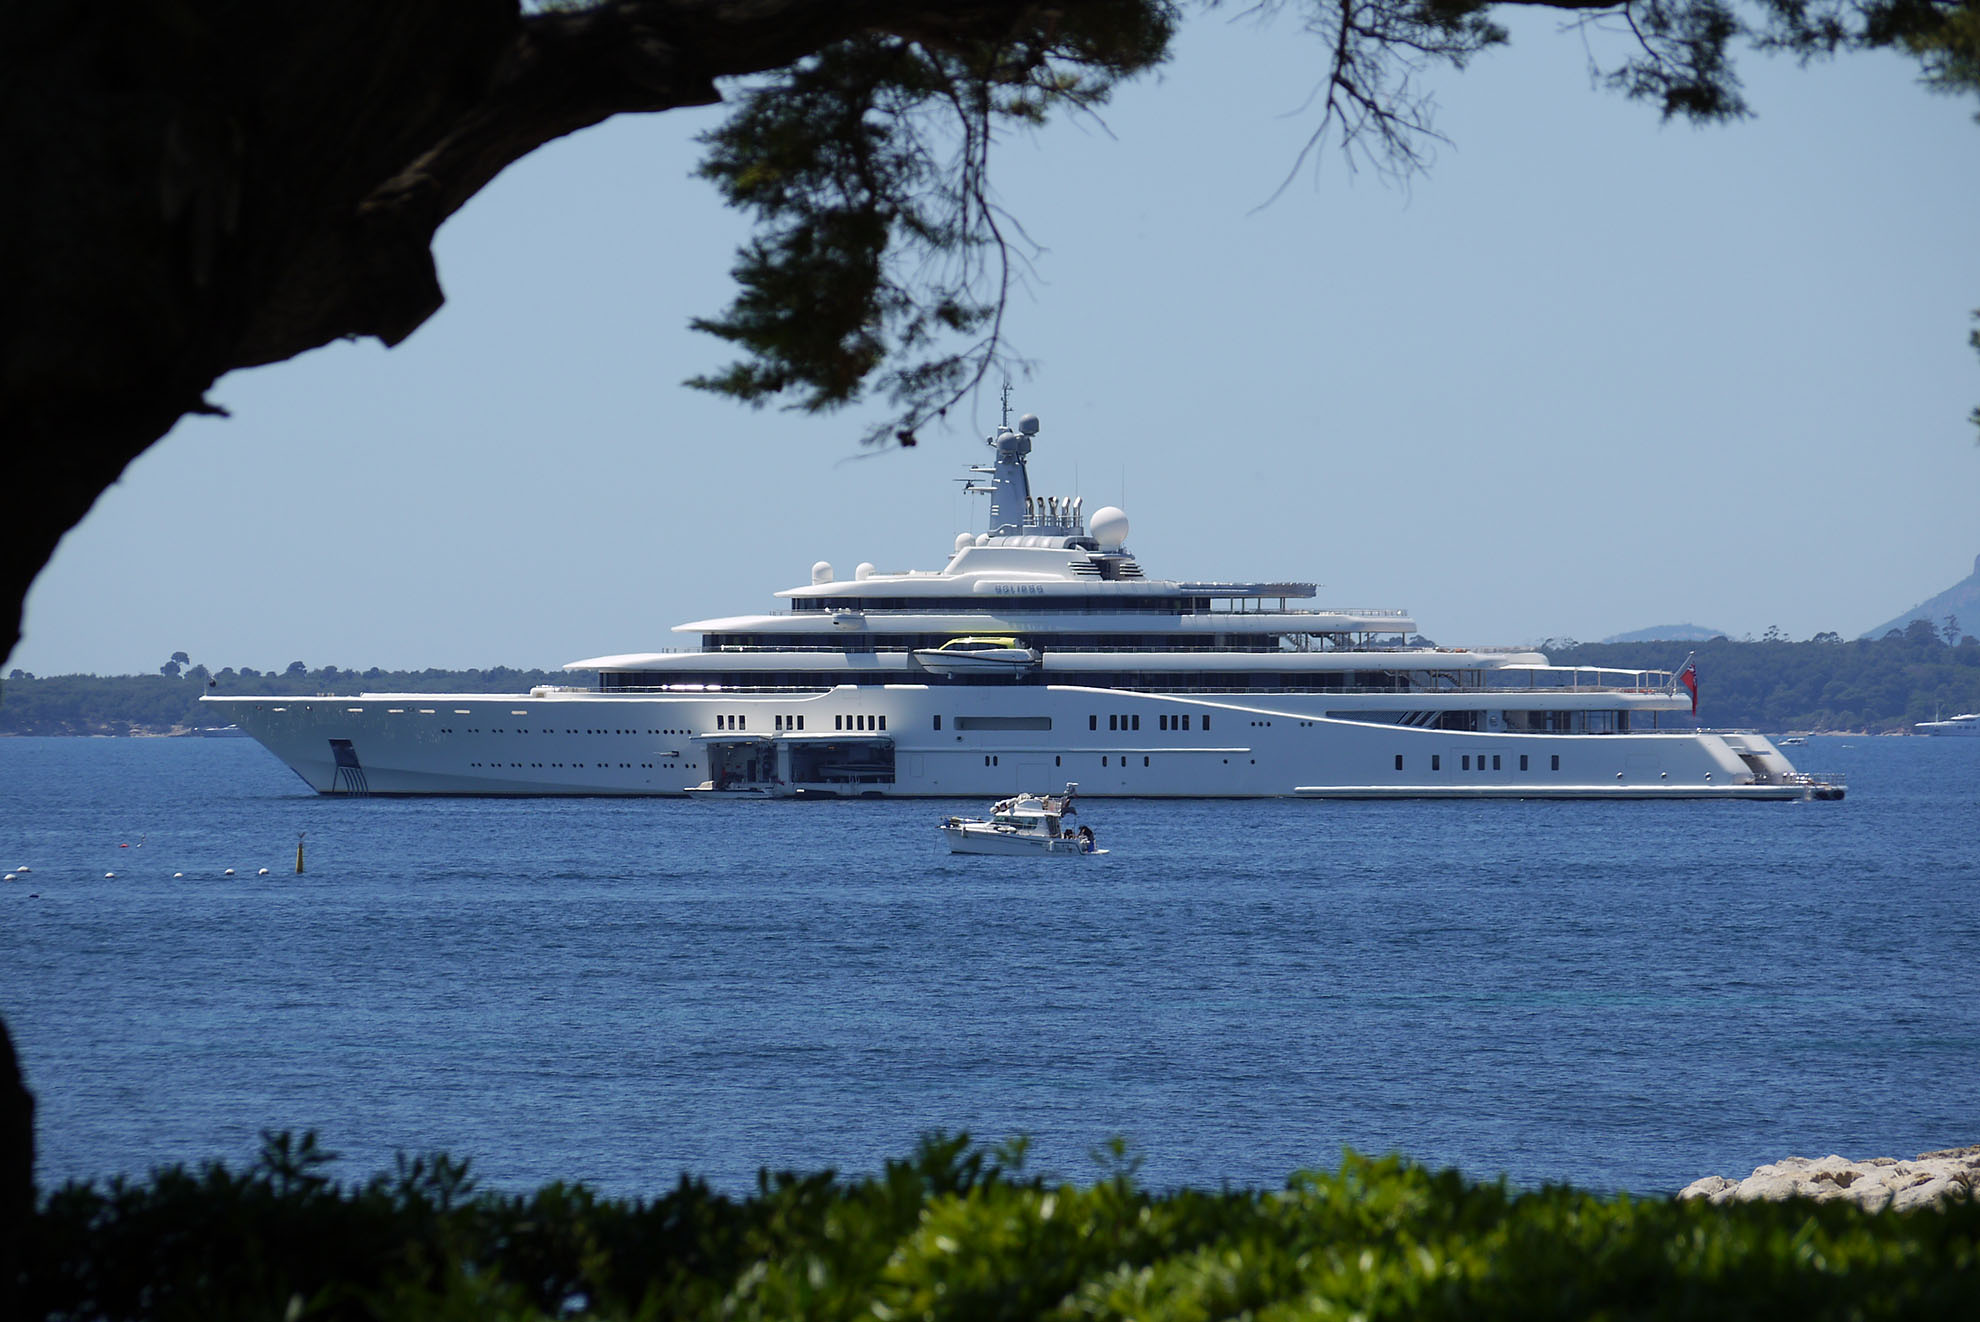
[0,1017,30,1310]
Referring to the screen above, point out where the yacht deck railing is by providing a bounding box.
[580,682,1682,697]
[791,604,1416,619]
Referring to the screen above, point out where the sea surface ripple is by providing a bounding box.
[2,735,1975,1197]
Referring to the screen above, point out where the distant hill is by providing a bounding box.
[1600,623,1728,643]
[1862,554,1980,641]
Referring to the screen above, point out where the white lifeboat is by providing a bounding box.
[911,636,1040,676]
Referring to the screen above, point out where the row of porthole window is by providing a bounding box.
[334,707,686,738]
[440,727,662,736]
[1401,754,1561,772]
[1094,714,1213,731]
[466,762,674,770]
[715,713,881,732]
[979,753,1159,769]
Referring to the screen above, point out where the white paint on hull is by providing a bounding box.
[204,684,1808,800]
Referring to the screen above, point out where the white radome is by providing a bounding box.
[811,560,834,585]
[1087,506,1129,551]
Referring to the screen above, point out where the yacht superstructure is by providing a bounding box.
[205,411,1831,799]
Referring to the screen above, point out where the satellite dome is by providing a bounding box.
[1018,413,1040,435]
[954,532,975,554]
[854,561,876,580]
[811,560,834,585]
[1088,505,1130,551]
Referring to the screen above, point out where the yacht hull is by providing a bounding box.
[1914,714,1980,736]
[939,826,1102,855]
[203,686,1819,800]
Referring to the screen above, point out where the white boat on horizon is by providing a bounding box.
[204,404,1839,800]
[1915,712,1980,736]
[941,784,1104,855]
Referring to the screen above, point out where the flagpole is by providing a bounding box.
[1669,651,1696,694]
[1673,651,1699,716]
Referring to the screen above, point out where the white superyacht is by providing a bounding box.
[204,411,1835,799]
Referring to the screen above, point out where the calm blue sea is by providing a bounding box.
[2,735,1975,1200]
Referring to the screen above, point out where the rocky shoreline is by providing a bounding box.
[1679,1146,1980,1211]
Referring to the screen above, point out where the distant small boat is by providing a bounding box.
[188,725,251,738]
[1779,735,1808,746]
[941,783,1105,855]
[1914,712,1980,737]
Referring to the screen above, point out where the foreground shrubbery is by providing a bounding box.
[19,1132,1978,1320]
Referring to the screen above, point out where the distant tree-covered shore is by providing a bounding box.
[4,621,1977,736]
[1543,617,1979,734]
[0,662,565,737]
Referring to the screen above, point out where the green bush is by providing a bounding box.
[18,1133,1977,1321]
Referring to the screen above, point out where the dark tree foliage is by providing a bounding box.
[4,0,1975,667]
[688,5,1175,435]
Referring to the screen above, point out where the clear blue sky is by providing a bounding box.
[11,12,1979,677]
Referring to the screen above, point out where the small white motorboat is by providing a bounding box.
[940,783,1106,855]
